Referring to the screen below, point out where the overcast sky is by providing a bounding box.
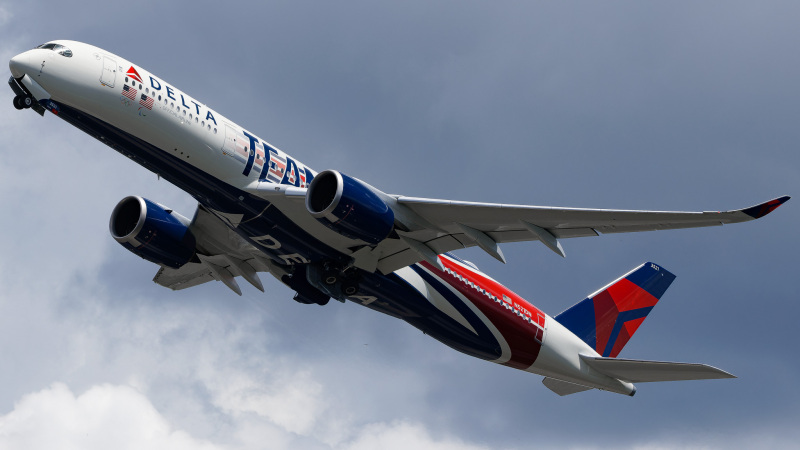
[0,1,797,449]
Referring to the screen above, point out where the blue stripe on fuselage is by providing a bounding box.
[405,265,501,361]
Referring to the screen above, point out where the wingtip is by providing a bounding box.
[741,195,790,219]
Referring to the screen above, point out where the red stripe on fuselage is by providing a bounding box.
[419,257,543,369]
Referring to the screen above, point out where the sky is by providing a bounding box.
[0,1,797,448]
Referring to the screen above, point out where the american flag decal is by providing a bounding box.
[139,94,154,110]
[122,84,137,101]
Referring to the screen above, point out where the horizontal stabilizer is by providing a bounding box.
[542,377,593,396]
[580,355,736,383]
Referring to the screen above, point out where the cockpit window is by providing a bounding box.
[35,42,72,57]
[56,45,73,57]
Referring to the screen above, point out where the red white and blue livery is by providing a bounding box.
[9,40,790,396]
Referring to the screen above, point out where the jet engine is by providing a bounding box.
[109,196,197,268]
[305,170,395,245]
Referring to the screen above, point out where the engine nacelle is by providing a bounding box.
[305,170,394,245]
[109,196,197,268]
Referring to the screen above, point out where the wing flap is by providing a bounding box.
[154,263,215,290]
[580,355,736,383]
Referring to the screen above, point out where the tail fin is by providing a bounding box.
[555,262,676,358]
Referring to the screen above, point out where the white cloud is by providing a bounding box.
[0,383,220,450]
[0,381,496,450]
[208,368,326,435]
[0,269,494,450]
[342,421,492,450]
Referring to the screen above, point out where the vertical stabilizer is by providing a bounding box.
[555,262,675,358]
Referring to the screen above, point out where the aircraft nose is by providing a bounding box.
[9,51,31,78]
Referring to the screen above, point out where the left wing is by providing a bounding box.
[370,194,790,273]
[155,189,789,292]
[251,182,789,275]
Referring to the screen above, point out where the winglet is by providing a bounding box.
[740,196,790,219]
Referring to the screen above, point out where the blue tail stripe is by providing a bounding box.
[602,306,653,357]
[555,297,596,349]
[626,263,676,299]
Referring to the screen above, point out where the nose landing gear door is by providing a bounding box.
[100,56,116,88]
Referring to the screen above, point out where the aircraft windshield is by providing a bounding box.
[35,42,72,57]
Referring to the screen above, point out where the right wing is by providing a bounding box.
[153,206,288,295]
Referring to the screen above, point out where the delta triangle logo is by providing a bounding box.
[126,66,143,83]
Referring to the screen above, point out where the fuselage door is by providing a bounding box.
[222,124,250,165]
[100,57,116,88]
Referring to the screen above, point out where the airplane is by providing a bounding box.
[8,40,790,396]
